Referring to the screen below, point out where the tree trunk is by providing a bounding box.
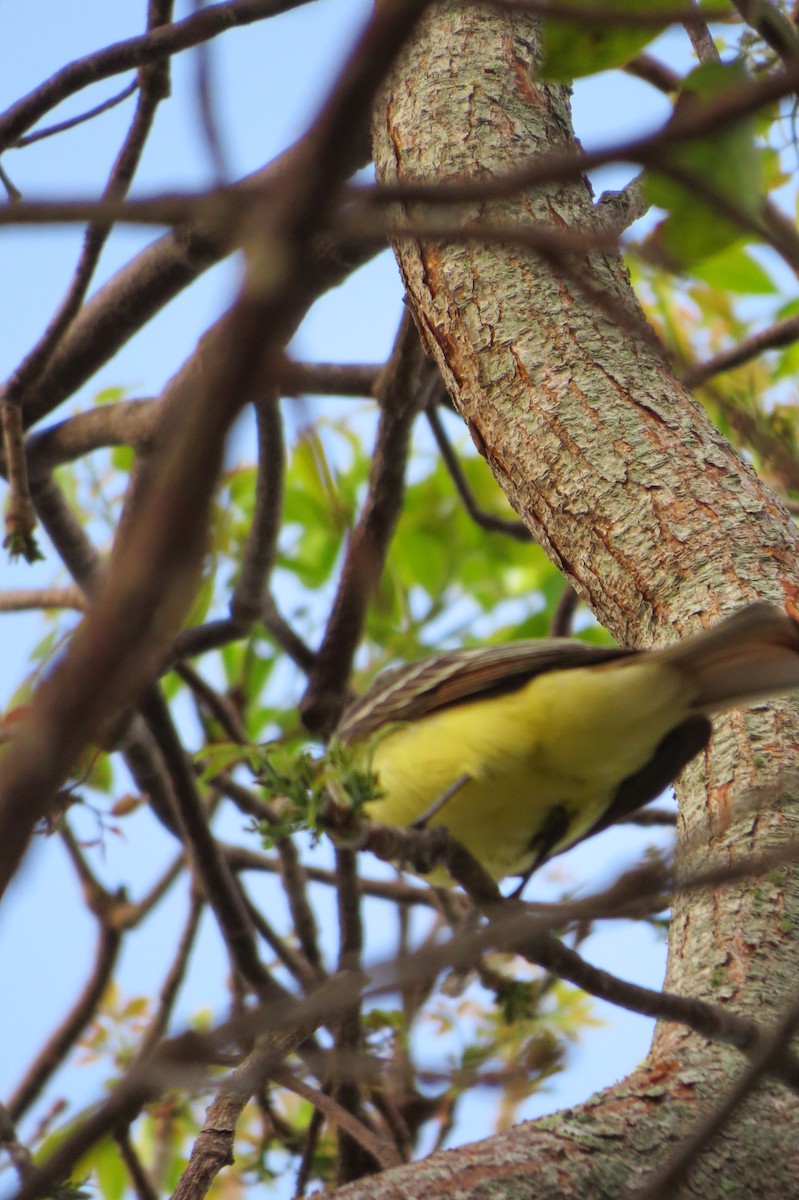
[333,2,799,1195]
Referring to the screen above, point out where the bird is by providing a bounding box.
[334,603,799,885]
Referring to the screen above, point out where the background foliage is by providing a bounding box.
[2,2,799,1198]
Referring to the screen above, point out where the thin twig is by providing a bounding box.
[549,584,579,637]
[0,0,315,151]
[294,1105,325,1196]
[231,393,285,624]
[136,892,204,1057]
[4,1,173,410]
[277,837,325,979]
[30,473,103,592]
[222,842,440,907]
[300,311,428,736]
[272,1066,402,1170]
[8,923,122,1120]
[682,315,799,388]
[191,0,230,183]
[426,403,533,542]
[138,687,285,1003]
[114,1127,160,1200]
[333,846,378,1183]
[240,887,321,990]
[174,660,251,744]
[13,81,138,148]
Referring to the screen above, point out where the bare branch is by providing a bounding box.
[13,81,138,148]
[114,1127,160,1200]
[682,315,799,388]
[279,360,381,398]
[730,0,799,65]
[300,310,428,735]
[4,2,174,410]
[683,0,721,65]
[136,892,204,1057]
[426,403,533,542]
[231,394,285,624]
[8,922,122,1121]
[0,0,314,151]
[1,401,40,563]
[0,587,85,613]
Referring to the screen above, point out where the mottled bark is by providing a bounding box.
[345,2,799,1196]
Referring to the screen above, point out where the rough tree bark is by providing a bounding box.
[322,3,799,1196]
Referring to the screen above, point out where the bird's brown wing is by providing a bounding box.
[336,638,636,744]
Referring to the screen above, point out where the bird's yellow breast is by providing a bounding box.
[366,659,692,883]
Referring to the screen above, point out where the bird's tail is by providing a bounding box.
[656,603,799,713]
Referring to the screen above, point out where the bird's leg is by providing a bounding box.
[510,804,572,899]
[410,773,471,830]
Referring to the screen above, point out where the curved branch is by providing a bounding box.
[0,0,313,152]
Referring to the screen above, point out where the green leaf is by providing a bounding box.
[643,63,763,269]
[539,0,684,80]
[194,740,254,782]
[692,245,776,294]
[91,1139,128,1200]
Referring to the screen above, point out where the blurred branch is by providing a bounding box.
[0,587,85,613]
[0,1105,33,1186]
[549,583,579,637]
[3,1,174,411]
[300,310,429,736]
[114,1128,160,1200]
[490,0,729,19]
[1,401,39,562]
[231,394,285,624]
[625,53,680,93]
[731,0,799,65]
[682,315,799,388]
[136,892,204,1058]
[22,400,158,476]
[0,0,314,150]
[18,178,375,428]
[279,360,381,398]
[683,0,721,65]
[8,921,122,1120]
